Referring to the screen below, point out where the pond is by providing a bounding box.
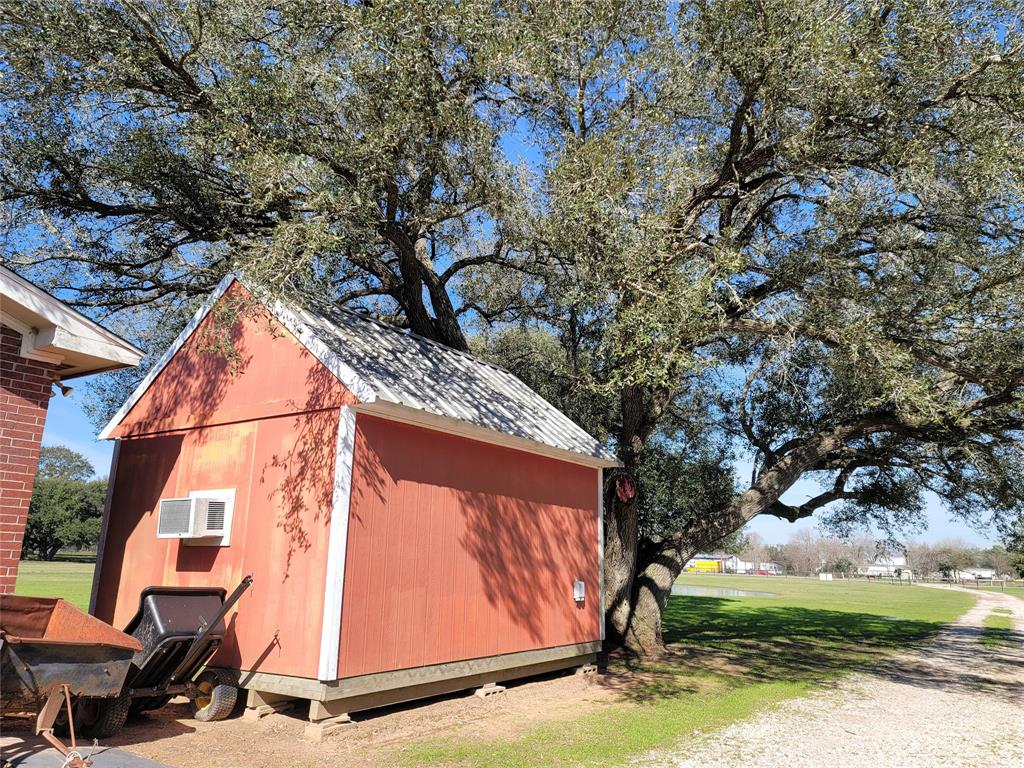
[671,584,778,598]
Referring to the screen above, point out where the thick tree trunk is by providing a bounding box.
[623,539,687,656]
[603,484,639,644]
[616,420,876,656]
[604,385,668,644]
[623,504,747,656]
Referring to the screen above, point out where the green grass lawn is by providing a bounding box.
[406,575,976,768]
[10,563,980,768]
[980,609,1015,648]
[14,560,95,610]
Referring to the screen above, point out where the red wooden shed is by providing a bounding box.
[93,275,618,732]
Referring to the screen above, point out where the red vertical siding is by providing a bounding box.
[339,415,600,678]
[110,284,352,438]
[0,325,55,593]
[95,293,356,679]
[96,411,342,679]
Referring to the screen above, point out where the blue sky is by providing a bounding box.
[45,373,998,547]
[42,384,117,477]
[744,473,996,546]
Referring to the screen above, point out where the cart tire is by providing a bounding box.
[55,692,131,740]
[190,669,237,722]
[85,692,132,739]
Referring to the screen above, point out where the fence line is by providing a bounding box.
[683,571,1024,589]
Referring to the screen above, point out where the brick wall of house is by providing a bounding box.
[0,324,56,594]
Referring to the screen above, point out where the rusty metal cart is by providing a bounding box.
[0,595,143,767]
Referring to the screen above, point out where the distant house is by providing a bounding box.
[859,554,913,580]
[723,555,781,575]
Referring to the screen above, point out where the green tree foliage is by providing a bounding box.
[36,445,95,481]
[3,0,1023,653]
[24,447,106,561]
[1003,522,1024,577]
[0,0,518,350]
[471,0,1024,651]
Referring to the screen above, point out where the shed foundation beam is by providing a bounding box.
[244,690,295,720]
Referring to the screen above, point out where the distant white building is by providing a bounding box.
[859,554,913,580]
[724,555,781,575]
[955,567,996,580]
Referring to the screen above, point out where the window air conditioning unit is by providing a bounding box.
[157,490,234,545]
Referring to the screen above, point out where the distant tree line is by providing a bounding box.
[23,446,106,561]
[745,530,1024,579]
[904,541,1023,580]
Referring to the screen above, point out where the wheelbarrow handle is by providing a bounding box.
[168,574,253,683]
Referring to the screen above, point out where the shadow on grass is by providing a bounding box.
[664,595,935,677]
[600,596,1022,705]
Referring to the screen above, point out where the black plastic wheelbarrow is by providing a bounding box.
[49,574,254,741]
[120,574,253,723]
[0,595,143,767]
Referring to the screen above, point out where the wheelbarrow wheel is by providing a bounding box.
[190,669,237,722]
[54,691,131,740]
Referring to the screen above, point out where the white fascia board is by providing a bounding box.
[34,325,145,376]
[97,274,238,440]
[352,400,622,470]
[0,310,64,365]
[317,406,357,682]
[0,265,144,358]
[35,325,142,368]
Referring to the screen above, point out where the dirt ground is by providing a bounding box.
[635,586,1024,768]
[2,664,627,768]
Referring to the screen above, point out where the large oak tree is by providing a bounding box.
[3,0,1022,655]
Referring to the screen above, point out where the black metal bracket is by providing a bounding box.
[167,574,253,684]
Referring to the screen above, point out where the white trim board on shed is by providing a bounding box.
[317,406,357,681]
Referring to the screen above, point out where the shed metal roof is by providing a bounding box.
[102,276,619,467]
[284,300,619,465]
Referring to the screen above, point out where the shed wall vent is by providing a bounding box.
[158,498,194,536]
[156,489,235,546]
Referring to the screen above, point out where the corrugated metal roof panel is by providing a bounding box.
[293,301,617,464]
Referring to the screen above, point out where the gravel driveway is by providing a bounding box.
[635,585,1024,768]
